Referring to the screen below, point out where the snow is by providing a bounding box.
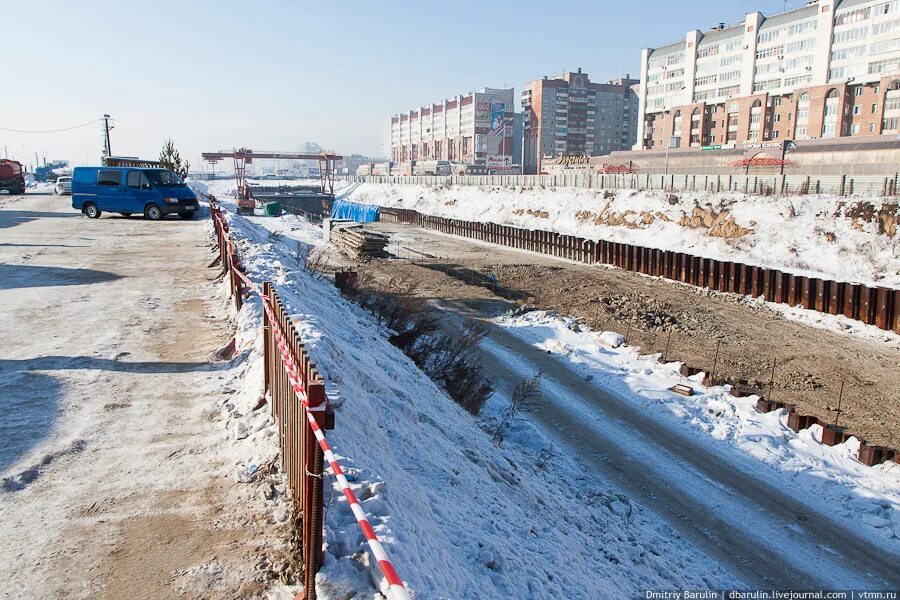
[344,182,900,287]
[496,308,900,550]
[0,195,295,596]
[201,179,899,596]
[724,288,900,348]
[207,188,742,598]
[598,331,626,348]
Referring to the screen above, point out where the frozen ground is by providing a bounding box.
[344,182,900,287]
[0,193,294,598]
[205,178,900,596]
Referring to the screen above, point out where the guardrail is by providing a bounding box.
[379,207,900,334]
[341,172,900,197]
[208,198,410,600]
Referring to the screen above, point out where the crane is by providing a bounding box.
[201,148,343,214]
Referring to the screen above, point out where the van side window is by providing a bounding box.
[126,171,149,189]
[98,170,121,186]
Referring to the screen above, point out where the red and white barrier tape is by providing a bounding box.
[216,210,411,600]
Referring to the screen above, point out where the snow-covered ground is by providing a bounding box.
[202,178,899,595]
[496,309,900,548]
[0,193,295,598]
[343,182,900,287]
[204,183,741,598]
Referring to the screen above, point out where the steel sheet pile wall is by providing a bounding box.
[379,207,900,334]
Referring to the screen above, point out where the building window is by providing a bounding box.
[853,105,861,115]
[832,26,868,45]
[795,92,811,140]
[870,122,877,132]
[869,58,900,75]
[834,6,871,25]
[873,103,879,113]
[786,39,815,53]
[784,75,813,87]
[756,46,784,60]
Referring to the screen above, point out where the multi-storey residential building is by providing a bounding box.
[636,0,900,151]
[521,69,639,174]
[389,87,519,168]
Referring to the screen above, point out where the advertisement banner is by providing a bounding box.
[490,101,505,136]
[475,101,491,129]
[486,155,512,168]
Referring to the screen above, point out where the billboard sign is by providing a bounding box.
[475,101,491,129]
[486,155,512,168]
[490,101,505,136]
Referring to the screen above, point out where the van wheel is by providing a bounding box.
[144,204,162,221]
[119,212,132,217]
[84,202,101,218]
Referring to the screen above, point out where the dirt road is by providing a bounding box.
[361,221,900,448]
[439,297,898,588]
[0,194,286,598]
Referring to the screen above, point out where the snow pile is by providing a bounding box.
[497,309,900,548]
[345,183,900,287]
[210,195,738,598]
[598,331,626,348]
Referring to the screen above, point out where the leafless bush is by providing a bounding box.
[418,323,493,415]
[342,276,494,415]
[304,246,333,278]
[491,372,542,447]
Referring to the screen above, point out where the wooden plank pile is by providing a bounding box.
[331,223,389,259]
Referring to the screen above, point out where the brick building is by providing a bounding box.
[389,87,519,168]
[521,69,639,174]
[636,0,900,151]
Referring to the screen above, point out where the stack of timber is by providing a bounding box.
[331,223,389,259]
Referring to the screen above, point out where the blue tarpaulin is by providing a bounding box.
[330,199,380,222]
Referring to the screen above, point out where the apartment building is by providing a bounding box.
[389,87,519,168]
[636,0,900,150]
[521,69,639,174]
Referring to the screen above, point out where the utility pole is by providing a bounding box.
[102,114,113,163]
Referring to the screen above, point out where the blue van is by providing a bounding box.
[71,167,199,220]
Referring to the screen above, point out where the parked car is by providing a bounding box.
[54,176,72,195]
[71,167,198,220]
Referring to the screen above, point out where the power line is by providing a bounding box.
[0,118,103,134]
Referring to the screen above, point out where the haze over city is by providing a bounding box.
[4,0,811,166]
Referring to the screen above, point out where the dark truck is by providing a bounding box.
[0,160,26,195]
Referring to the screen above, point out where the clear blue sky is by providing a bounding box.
[3,0,810,169]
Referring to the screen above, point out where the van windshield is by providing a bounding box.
[144,170,184,187]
